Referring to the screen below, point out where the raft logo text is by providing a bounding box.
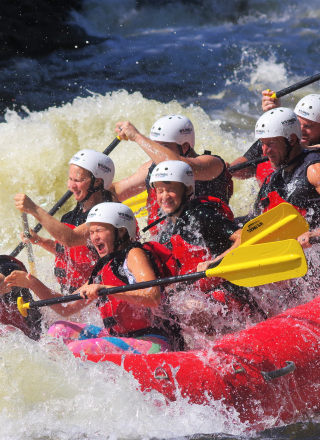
[281,118,296,126]
[118,212,134,221]
[98,163,112,173]
[154,172,169,178]
[247,221,264,233]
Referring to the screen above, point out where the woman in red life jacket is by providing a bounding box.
[6,203,180,354]
[148,161,264,337]
[15,149,116,295]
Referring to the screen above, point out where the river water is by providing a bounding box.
[1,0,320,439]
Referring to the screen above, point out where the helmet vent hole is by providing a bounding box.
[302,103,305,106]
[280,110,283,112]
[165,167,168,170]
[158,127,161,130]
[81,153,84,156]
[271,112,274,114]
[309,106,313,109]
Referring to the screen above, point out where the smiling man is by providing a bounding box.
[230,94,320,185]
[252,107,320,247]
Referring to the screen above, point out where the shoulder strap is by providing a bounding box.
[88,250,127,285]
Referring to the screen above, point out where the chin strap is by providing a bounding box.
[80,175,104,206]
[114,229,130,250]
[283,138,293,166]
[177,144,191,158]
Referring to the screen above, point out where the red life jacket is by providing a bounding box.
[259,191,307,217]
[95,260,152,334]
[195,195,234,220]
[89,242,177,334]
[256,159,274,186]
[54,223,99,294]
[166,195,233,291]
[170,234,224,292]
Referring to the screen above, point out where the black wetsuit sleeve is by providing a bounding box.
[243,140,263,161]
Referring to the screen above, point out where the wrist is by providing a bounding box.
[135,132,147,146]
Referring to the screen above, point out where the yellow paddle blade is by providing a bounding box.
[17,296,30,317]
[205,239,307,287]
[240,203,309,247]
[123,190,148,218]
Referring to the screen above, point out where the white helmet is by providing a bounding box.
[86,202,136,240]
[255,107,302,140]
[294,94,320,123]
[150,160,195,194]
[150,115,195,148]
[69,149,115,190]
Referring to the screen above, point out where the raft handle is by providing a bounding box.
[261,361,296,381]
[154,367,170,380]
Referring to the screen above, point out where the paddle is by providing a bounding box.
[17,239,307,316]
[10,136,121,258]
[20,213,37,276]
[228,155,269,173]
[123,190,148,218]
[240,203,309,247]
[270,73,320,99]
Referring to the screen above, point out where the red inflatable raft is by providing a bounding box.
[74,295,320,431]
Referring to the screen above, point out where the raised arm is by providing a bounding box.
[115,121,224,180]
[14,193,90,247]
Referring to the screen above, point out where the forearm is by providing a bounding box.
[28,277,87,316]
[229,157,255,180]
[111,286,161,308]
[30,206,87,247]
[135,132,177,163]
[34,236,56,255]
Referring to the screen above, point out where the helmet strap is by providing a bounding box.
[79,176,104,206]
[177,144,191,158]
[113,228,130,250]
[280,137,294,168]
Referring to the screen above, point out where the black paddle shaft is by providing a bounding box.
[228,154,269,173]
[275,72,320,99]
[10,137,121,258]
[25,270,208,309]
